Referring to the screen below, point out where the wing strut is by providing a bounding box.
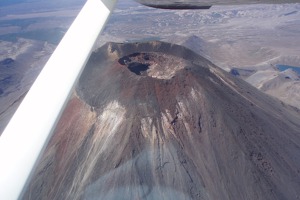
[0,0,117,199]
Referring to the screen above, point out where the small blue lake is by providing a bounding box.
[276,64,300,75]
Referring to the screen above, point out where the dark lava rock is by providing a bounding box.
[0,58,14,66]
[230,68,240,76]
[23,41,300,200]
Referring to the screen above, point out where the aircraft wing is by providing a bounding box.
[134,0,300,9]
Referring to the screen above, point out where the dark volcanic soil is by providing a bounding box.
[23,41,300,200]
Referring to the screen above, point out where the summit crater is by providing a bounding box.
[118,52,186,79]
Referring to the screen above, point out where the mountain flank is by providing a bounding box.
[23,41,300,200]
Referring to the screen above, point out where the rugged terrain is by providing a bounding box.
[23,41,300,200]
[0,39,55,134]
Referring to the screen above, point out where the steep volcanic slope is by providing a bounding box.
[24,41,300,200]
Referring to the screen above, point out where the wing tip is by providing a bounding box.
[134,1,212,10]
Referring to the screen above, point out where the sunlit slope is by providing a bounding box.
[24,41,300,200]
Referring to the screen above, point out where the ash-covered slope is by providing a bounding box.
[24,41,300,200]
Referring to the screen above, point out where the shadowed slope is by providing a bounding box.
[23,41,300,200]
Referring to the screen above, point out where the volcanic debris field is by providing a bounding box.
[23,41,300,200]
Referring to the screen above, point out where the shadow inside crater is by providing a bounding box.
[118,53,150,76]
[127,62,149,75]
